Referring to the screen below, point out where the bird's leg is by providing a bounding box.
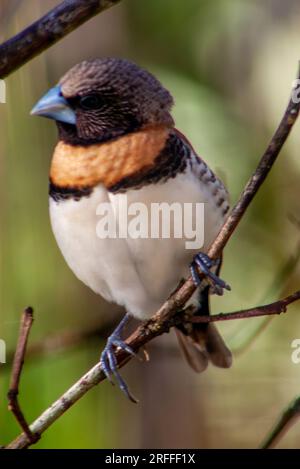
[190,252,231,295]
[100,313,138,403]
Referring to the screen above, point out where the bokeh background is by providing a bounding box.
[1,0,300,449]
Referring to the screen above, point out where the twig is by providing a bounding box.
[5,308,184,449]
[0,0,121,78]
[4,249,298,365]
[4,286,297,369]
[7,307,39,444]
[6,289,300,450]
[5,66,300,449]
[229,244,300,355]
[260,396,300,448]
[188,290,300,323]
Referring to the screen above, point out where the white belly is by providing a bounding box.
[49,169,226,320]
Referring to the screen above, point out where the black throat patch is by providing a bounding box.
[49,182,93,202]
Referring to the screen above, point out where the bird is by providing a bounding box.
[31,58,232,402]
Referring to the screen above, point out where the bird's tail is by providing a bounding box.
[175,285,232,373]
[175,322,232,372]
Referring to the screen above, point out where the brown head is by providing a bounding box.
[31,58,174,145]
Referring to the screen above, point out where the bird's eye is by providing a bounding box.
[79,95,103,110]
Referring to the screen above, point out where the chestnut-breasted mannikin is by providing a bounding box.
[31,58,232,402]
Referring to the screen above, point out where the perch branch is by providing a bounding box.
[230,245,300,355]
[0,0,121,78]
[5,288,297,368]
[5,248,300,366]
[7,307,40,444]
[5,66,300,449]
[260,396,300,449]
[188,290,300,323]
[6,289,300,450]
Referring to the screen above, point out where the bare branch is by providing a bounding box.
[0,0,121,78]
[6,288,300,449]
[4,287,298,370]
[7,307,40,444]
[230,245,300,355]
[5,249,299,365]
[5,310,182,449]
[260,396,300,449]
[188,290,300,323]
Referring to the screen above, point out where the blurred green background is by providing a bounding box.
[1,0,300,449]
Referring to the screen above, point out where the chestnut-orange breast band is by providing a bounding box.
[50,127,170,189]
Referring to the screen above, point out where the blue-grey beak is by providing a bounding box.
[30,85,76,125]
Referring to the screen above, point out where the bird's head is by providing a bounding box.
[31,58,174,145]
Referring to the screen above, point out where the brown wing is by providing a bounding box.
[176,261,232,372]
[172,129,232,371]
[175,328,209,373]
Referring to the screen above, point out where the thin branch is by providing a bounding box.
[188,290,300,323]
[5,309,184,449]
[7,307,39,444]
[6,289,300,450]
[0,0,121,78]
[5,287,298,368]
[229,244,300,355]
[260,396,300,449]
[5,66,300,449]
[5,248,299,365]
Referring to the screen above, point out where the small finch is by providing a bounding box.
[31,58,232,402]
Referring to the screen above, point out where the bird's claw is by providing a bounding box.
[190,252,231,295]
[100,334,139,403]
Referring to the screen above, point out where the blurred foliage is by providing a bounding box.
[1,0,300,449]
